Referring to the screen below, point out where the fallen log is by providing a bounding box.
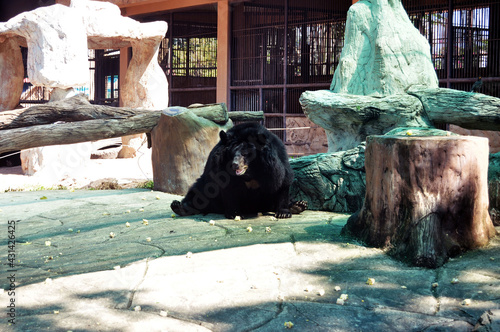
[0,94,236,130]
[227,111,264,122]
[0,95,263,154]
[0,113,160,154]
[186,103,228,124]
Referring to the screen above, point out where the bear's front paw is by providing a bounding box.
[171,200,191,216]
[275,209,292,219]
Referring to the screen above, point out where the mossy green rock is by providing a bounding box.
[290,127,500,217]
[290,143,366,213]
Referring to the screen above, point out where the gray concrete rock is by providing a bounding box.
[290,143,366,213]
[489,152,500,226]
[408,86,500,131]
[330,0,438,96]
[300,90,431,152]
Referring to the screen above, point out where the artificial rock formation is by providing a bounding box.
[343,134,497,268]
[0,0,169,174]
[300,91,432,152]
[407,86,500,131]
[291,126,500,223]
[300,0,438,152]
[300,0,500,152]
[488,153,500,226]
[290,127,454,214]
[151,108,232,195]
[0,0,168,108]
[290,143,366,213]
[330,0,438,96]
[0,4,89,89]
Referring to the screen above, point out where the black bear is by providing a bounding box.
[171,122,306,219]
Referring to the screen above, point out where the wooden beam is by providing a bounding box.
[216,0,230,106]
[119,47,132,107]
[120,0,219,17]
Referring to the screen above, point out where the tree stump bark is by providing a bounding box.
[342,135,497,268]
[151,108,232,195]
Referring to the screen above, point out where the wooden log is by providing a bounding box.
[0,94,261,130]
[0,113,161,154]
[151,108,232,195]
[0,95,233,130]
[187,103,228,124]
[186,105,264,123]
[228,111,264,122]
[0,95,262,154]
[0,94,147,130]
[342,135,497,268]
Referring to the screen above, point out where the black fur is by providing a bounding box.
[171,122,304,219]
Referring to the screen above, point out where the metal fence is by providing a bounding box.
[228,0,500,139]
[230,0,350,141]
[154,9,218,106]
[17,0,500,125]
[404,0,500,95]
[19,49,116,106]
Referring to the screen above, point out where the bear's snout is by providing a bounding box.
[232,154,248,176]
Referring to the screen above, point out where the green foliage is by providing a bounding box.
[138,180,154,190]
[4,185,68,193]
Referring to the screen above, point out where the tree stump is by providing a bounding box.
[151,108,232,195]
[342,135,497,268]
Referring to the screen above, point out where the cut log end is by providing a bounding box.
[343,135,497,268]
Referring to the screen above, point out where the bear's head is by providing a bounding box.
[219,129,267,178]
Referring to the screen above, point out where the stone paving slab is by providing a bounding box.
[0,189,499,331]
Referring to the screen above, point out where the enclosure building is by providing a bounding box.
[4,0,500,155]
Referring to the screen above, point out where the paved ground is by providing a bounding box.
[0,186,499,331]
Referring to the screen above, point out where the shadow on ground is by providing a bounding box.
[0,189,498,331]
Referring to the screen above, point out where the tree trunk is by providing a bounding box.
[342,135,497,268]
[151,108,232,195]
[0,95,262,154]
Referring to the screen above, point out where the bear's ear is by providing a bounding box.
[219,130,228,144]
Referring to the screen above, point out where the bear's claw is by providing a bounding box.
[289,200,307,214]
[275,209,292,219]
